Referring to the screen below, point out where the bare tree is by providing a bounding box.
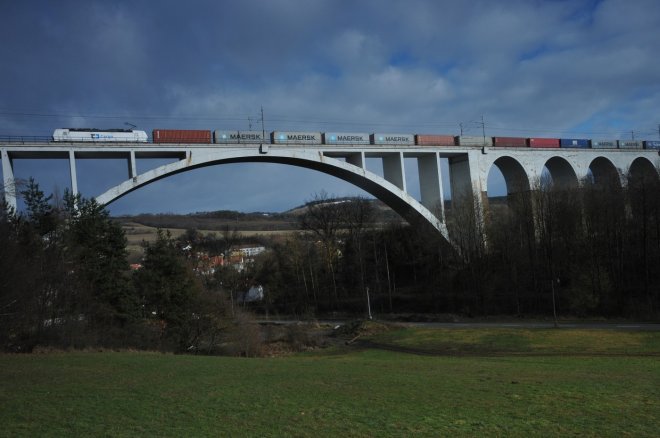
[299,191,344,306]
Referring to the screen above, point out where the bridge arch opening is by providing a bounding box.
[626,157,660,222]
[108,161,371,214]
[541,157,578,190]
[587,157,621,186]
[628,157,659,186]
[98,152,449,239]
[486,156,530,197]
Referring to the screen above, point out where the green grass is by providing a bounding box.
[0,332,659,437]
[368,327,660,356]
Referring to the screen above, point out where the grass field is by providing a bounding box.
[366,326,660,356]
[1,328,659,437]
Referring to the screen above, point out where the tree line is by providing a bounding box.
[0,179,260,354]
[2,166,659,353]
[252,170,660,320]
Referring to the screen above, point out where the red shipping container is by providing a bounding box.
[528,137,560,148]
[152,129,211,143]
[415,134,456,146]
[493,136,527,147]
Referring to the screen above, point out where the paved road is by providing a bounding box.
[260,319,660,331]
[400,322,660,331]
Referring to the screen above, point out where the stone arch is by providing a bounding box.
[543,156,579,189]
[95,149,449,239]
[588,156,621,186]
[628,156,659,185]
[488,156,530,195]
[626,156,660,220]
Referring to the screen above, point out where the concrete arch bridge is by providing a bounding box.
[2,142,659,243]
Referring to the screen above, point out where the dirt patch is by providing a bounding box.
[255,320,402,356]
[331,320,402,344]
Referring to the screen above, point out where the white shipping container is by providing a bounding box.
[618,140,643,149]
[214,130,268,143]
[272,131,322,144]
[323,132,370,145]
[456,136,493,146]
[591,140,618,148]
[370,133,414,145]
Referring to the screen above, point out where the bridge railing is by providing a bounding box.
[0,135,52,143]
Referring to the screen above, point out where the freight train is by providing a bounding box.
[52,128,660,150]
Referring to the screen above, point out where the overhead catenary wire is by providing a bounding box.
[0,108,657,140]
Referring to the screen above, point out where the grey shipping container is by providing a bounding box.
[272,131,322,144]
[591,139,618,149]
[370,133,415,145]
[618,140,643,149]
[214,130,268,143]
[456,135,493,147]
[323,132,370,145]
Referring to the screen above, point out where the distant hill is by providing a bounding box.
[113,196,512,232]
[113,197,400,232]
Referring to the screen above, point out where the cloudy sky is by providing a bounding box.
[2,0,659,214]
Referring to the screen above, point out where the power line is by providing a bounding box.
[0,108,657,139]
[0,110,254,122]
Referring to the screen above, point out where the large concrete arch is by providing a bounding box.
[589,156,621,186]
[543,156,579,189]
[95,148,449,239]
[628,156,659,184]
[486,156,530,195]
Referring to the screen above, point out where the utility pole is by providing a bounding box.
[260,106,265,140]
[459,122,463,136]
[551,278,559,328]
[366,287,373,320]
[481,115,486,146]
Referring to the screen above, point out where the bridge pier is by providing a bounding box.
[69,150,78,197]
[128,150,137,179]
[382,152,406,192]
[345,152,364,169]
[1,149,16,210]
[417,153,444,220]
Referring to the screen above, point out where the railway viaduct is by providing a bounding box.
[2,142,660,242]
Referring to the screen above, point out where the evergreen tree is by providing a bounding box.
[62,191,136,331]
[134,230,203,351]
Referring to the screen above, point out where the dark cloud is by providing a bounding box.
[2,0,659,213]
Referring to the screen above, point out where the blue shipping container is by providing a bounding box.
[644,140,660,149]
[560,138,590,148]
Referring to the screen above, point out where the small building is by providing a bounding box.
[242,285,264,303]
[234,245,266,257]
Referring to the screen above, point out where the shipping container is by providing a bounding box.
[528,137,560,148]
[214,130,268,144]
[591,139,618,149]
[152,129,211,144]
[492,136,527,147]
[455,135,493,147]
[370,133,415,145]
[271,131,322,144]
[560,138,590,148]
[323,132,370,145]
[415,134,456,146]
[618,140,643,149]
[644,140,660,149]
